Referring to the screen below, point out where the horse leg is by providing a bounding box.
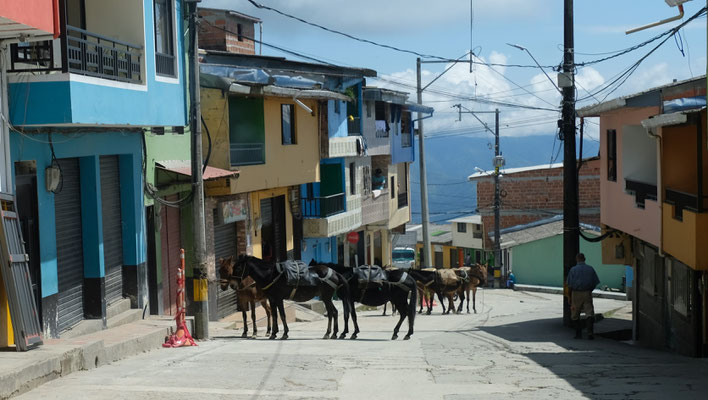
[382,302,387,316]
[350,300,360,340]
[438,292,447,314]
[466,288,471,313]
[404,287,417,340]
[269,297,279,340]
[241,304,248,337]
[340,296,349,339]
[323,299,333,339]
[417,288,424,314]
[472,287,477,314]
[262,300,272,335]
[277,299,289,340]
[327,296,339,339]
[426,290,433,315]
[457,290,465,314]
[250,300,258,337]
[392,297,407,340]
[447,294,455,314]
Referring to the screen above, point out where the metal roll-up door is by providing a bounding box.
[214,212,238,319]
[100,156,124,305]
[160,196,181,315]
[54,158,85,332]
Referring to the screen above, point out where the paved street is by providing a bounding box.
[15,290,708,400]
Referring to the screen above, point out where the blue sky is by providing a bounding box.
[202,0,707,140]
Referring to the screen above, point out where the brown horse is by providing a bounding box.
[219,256,272,338]
[455,264,488,314]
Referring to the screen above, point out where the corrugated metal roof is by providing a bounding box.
[156,160,239,181]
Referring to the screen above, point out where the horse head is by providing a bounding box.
[477,263,489,285]
[217,256,236,291]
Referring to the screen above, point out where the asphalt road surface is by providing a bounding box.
[16,290,708,399]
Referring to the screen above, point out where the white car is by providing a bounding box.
[391,247,416,270]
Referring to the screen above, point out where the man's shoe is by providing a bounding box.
[587,319,594,340]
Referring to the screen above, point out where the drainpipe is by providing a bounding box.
[0,43,11,194]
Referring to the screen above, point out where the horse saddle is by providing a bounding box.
[276,260,320,287]
[455,267,471,283]
[436,269,460,286]
[353,265,387,287]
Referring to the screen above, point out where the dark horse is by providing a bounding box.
[218,256,271,338]
[408,269,465,315]
[314,263,417,340]
[232,255,350,340]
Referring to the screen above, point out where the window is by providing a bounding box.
[154,0,175,77]
[237,24,244,42]
[457,223,467,233]
[335,100,341,115]
[366,102,372,118]
[607,129,617,182]
[349,163,356,195]
[281,104,296,145]
[390,176,396,199]
[363,166,371,195]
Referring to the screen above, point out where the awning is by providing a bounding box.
[404,102,434,115]
[641,107,705,129]
[156,160,239,181]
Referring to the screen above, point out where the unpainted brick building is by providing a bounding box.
[198,8,261,55]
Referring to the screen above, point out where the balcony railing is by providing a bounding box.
[473,231,483,239]
[401,131,412,147]
[302,193,346,218]
[66,26,142,84]
[156,52,175,77]
[665,188,706,221]
[8,26,143,84]
[625,179,657,209]
[347,117,361,135]
[397,192,408,209]
[230,142,265,166]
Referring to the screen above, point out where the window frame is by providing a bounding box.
[349,162,356,195]
[457,223,467,233]
[281,104,296,145]
[390,176,396,199]
[607,129,617,182]
[154,0,177,78]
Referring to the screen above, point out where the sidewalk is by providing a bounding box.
[0,316,182,399]
[513,283,628,300]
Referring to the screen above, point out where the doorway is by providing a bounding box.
[15,162,41,321]
[260,195,287,262]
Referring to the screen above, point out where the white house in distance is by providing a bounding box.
[449,215,487,264]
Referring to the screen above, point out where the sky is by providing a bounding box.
[202,0,707,143]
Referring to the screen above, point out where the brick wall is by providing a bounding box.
[476,158,601,248]
[198,9,257,55]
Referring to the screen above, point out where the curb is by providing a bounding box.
[513,284,628,300]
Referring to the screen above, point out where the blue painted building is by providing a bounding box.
[7,0,188,337]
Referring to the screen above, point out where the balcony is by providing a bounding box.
[324,136,363,159]
[10,26,143,84]
[362,191,389,225]
[302,193,346,218]
[397,192,408,209]
[625,179,657,209]
[302,195,362,238]
[663,197,708,270]
[230,143,265,166]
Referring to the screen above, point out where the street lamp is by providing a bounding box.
[506,43,561,94]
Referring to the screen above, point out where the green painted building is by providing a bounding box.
[502,218,625,290]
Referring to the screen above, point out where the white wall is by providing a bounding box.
[622,124,657,185]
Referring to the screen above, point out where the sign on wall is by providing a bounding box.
[219,199,248,224]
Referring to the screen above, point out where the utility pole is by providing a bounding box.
[493,109,502,288]
[561,0,579,327]
[416,58,433,268]
[455,105,503,286]
[188,0,209,339]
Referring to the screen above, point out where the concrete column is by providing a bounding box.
[381,230,391,266]
[79,156,106,322]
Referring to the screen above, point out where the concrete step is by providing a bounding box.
[106,298,132,320]
[106,309,143,329]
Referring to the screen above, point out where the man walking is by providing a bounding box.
[567,253,600,339]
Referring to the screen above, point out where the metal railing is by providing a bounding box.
[347,117,361,135]
[665,188,706,221]
[302,193,346,218]
[65,26,142,84]
[156,52,175,77]
[230,142,265,166]
[397,192,408,209]
[8,25,143,84]
[401,131,412,147]
[625,179,657,209]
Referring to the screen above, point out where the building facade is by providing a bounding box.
[579,76,707,357]
[6,0,189,338]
